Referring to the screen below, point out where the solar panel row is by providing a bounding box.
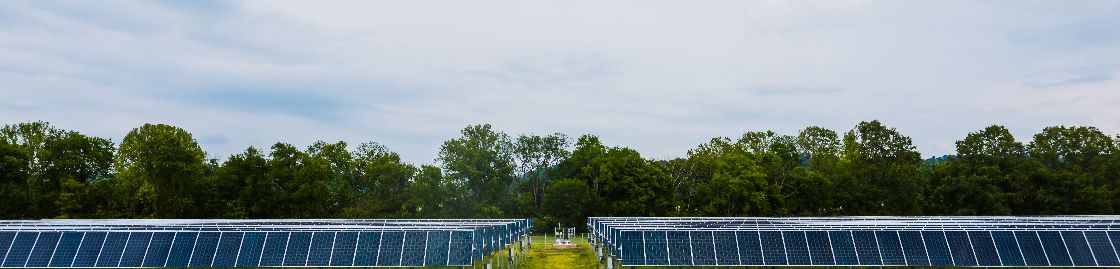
[0,219,531,268]
[591,216,1120,267]
[613,229,1120,266]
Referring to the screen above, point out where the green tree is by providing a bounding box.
[1027,126,1116,214]
[115,124,207,218]
[203,147,271,218]
[401,165,454,218]
[438,124,516,216]
[268,143,333,218]
[343,142,416,218]
[836,121,924,215]
[514,133,570,214]
[542,179,593,229]
[0,138,31,218]
[558,135,672,217]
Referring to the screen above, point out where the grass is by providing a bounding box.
[520,235,601,269]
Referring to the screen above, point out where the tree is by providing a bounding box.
[797,126,840,172]
[0,138,30,218]
[438,124,516,216]
[835,121,924,215]
[1,121,62,217]
[929,125,1031,215]
[401,165,454,218]
[542,179,593,229]
[557,135,673,217]
[1027,126,1116,214]
[343,142,416,218]
[514,133,570,214]
[115,124,206,218]
[44,131,115,218]
[204,147,270,218]
[268,143,333,218]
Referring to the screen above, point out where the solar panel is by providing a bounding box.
[591,216,1120,267]
[0,219,530,268]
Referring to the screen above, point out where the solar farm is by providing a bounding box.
[0,219,530,268]
[590,216,1120,267]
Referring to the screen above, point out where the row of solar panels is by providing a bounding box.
[589,216,1120,231]
[0,231,480,267]
[0,219,532,233]
[611,229,1120,267]
[0,219,532,268]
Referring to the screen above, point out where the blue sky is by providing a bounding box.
[1,0,1118,164]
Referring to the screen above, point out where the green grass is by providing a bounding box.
[521,235,600,269]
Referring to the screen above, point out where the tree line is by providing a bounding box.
[2,121,1119,232]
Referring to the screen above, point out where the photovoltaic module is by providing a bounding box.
[0,219,530,268]
[590,216,1120,267]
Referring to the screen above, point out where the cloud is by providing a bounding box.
[2,0,1119,163]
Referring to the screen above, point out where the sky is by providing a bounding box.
[1,0,1118,164]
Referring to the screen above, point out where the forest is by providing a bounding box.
[1,121,1119,232]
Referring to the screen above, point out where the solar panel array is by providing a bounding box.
[590,216,1120,267]
[0,219,530,268]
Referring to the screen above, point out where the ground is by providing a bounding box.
[520,235,600,269]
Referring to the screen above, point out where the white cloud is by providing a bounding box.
[1,0,1118,163]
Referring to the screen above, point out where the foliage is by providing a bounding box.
[2,120,1120,233]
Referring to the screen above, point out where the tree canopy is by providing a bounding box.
[2,121,1119,233]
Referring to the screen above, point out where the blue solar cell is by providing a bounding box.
[643,231,668,265]
[945,231,976,266]
[282,232,312,266]
[898,231,929,266]
[120,232,153,267]
[141,232,173,267]
[783,231,810,265]
[618,231,644,265]
[1061,231,1096,266]
[258,232,288,266]
[1110,231,1120,260]
[165,232,198,267]
[306,232,335,266]
[376,231,404,266]
[49,232,83,267]
[353,231,381,266]
[1085,231,1120,266]
[424,231,451,266]
[329,232,358,266]
[211,232,242,267]
[26,232,59,267]
[73,232,106,267]
[4,232,37,267]
[1015,231,1049,266]
[401,231,426,266]
[922,231,952,266]
[735,231,763,265]
[712,231,739,265]
[805,231,833,265]
[760,231,787,265]
[875,231,905,265]
[829,231,857,265]
[852,231,880,265]
[95,232,128,267]
[690,231,716,265]
[449,231,473,266]
[991,231,1025,266]
[968,231,1000,266]
[0,232,14,266]
[236,232,265,267]
[1038,231,1073,266]
[188,232,220,267]
[666,231,691,265]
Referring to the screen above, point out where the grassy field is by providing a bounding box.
[521,235,600,269]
